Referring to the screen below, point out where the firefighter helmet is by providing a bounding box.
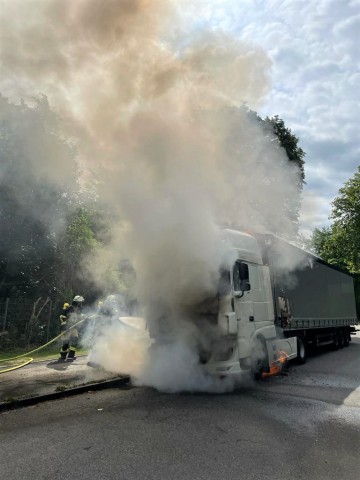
[63,302,70,309]
[72,295,85,305]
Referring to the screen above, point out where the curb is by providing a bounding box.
[0,375,130,413]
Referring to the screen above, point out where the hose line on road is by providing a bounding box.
[0,316,94,374]
[0,358,34,373]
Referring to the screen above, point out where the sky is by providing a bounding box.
[1,0,358,237]
[196,0,359,235]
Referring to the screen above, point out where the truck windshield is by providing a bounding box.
[190,267,230,323]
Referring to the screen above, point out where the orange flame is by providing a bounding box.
[262,351,288,379]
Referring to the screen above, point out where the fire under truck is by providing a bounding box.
[205,229,358,379]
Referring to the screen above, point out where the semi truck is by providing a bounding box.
[205,229,358,378]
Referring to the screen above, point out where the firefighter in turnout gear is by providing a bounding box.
[59,295,85,361]
[92,297,116,341]
[86,296,117,369]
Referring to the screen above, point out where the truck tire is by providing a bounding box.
[343,328,349,347]
[296,335,307,364]
[251,338,269,380]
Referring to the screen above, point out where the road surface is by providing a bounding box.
[0,356,122,402]
[1,334,359,480]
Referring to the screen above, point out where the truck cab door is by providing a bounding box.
[233,260,256,359]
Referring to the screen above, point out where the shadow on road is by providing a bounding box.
[46,360,73,372]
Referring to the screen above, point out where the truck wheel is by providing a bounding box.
[343,328,349,347]
[252,338,269,380]
[296,336,307,364]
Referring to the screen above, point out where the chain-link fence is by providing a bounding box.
[0,297,62,350]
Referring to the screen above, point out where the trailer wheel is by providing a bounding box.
[296,336,307,364]
[343,328,349,347]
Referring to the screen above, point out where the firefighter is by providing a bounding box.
[102,295,118,317]
[90,300,105,342]
[96,295,119,323]
[96,300,104,321]
[86,296,116,369]
[59,295,85,361]
[59,302,70,331]
[93,297,116,337]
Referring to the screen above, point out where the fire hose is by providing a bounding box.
[0,315,94,375]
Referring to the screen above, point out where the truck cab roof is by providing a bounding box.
[222,229,263,265]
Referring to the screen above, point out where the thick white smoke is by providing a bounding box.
[1,0,302,391]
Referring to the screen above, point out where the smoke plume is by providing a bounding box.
[1,0,302,391]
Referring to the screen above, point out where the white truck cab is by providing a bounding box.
[206,229,297,378]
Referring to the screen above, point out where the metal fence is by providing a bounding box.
[0,297,62,349]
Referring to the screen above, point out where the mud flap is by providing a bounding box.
[267,336,297,363]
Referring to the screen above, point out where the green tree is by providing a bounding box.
[264,115,305,185]
[265,115,306,232]
[54,207,101,299]
[0,95,123,347]
[231,106,306,234]
[0,94,78,297]
[331,166,360,272]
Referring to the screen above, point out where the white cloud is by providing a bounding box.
[299,190,331,236]
[200,0,359,234]
[3,0,358,236]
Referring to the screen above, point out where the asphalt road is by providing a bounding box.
[1,335,359,480]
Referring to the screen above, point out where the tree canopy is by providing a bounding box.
[264,115,305,185]
[230,106,306,235]
[0,95,75,296]
[0,95,110,302]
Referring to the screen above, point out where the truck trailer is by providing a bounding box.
[205,229,358,378]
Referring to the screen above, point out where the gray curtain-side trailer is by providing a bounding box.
[257,233,358,361]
